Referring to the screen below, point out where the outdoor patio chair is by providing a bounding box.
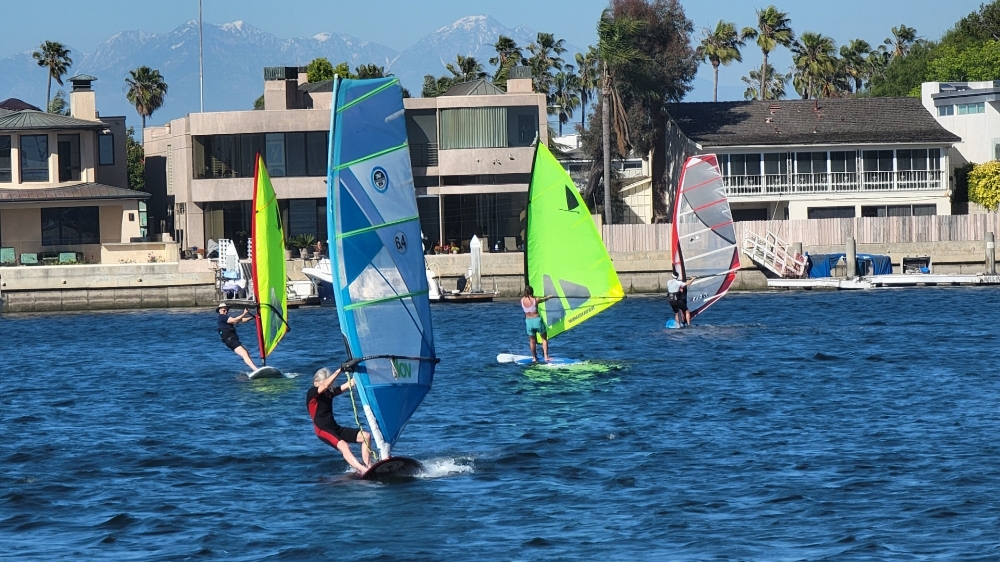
[19,253,38,265]
[0,247,14,266]
[504,237,518,252]
[58,252,77,264]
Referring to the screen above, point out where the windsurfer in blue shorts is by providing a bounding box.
[521,285,554,362]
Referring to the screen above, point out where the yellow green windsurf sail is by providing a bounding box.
[526,144,624,340]
[251,154,289,362]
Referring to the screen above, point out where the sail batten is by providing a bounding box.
[526,144,624,341]
[327,76,435,460]
[672,154,739,320]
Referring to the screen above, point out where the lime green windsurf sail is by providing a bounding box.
[251,154,289,362]
[525,144,624,340]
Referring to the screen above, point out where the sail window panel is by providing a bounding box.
[306,132,328,177]
[440,107,508,149]
[285,132,307,177]
[0,136,10,182]
[20,134,49,182]
[351,302,427,382]
[265,133,286,177]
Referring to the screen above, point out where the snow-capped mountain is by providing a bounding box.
[0,15,580,126]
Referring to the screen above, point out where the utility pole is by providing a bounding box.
[199,0,204,112]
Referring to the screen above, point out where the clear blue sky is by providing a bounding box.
[0,0,986,102]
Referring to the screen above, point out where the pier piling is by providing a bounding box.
[987,232,996,275]
[846,237,857,278]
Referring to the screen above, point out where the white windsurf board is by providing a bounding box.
[496,353,585,367]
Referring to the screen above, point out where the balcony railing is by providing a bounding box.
[723,170,944,196]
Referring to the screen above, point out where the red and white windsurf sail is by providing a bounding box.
[671,154,740,319]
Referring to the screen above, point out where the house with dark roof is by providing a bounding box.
[664,97,961,221]
[0,75,143,264]
[143,66,546,256]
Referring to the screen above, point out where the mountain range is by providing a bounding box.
[0,15,579,127]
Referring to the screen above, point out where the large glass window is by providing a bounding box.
[721,153,761,176]
[830,151,857,173]
[938,105,954,116]
[795,152,827,174]
[440,192,527,252]
[239,133,265,177]
[57,134,81,182]
[808,206,855,219]
[194,132,328,179]
[285,133,307,177]
[763,153,788,175]
[98,133,115,165]
[441,107,508,149]
[41,206,100,245]
[265,133,286,177]
[862,150,894,171]
[306,132,327,177]
[957,102,985,115]
[203,201,251,257]
[20,134,49,182]
[0,135,10,182]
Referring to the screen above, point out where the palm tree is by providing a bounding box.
[696,21,749,102]
[354,64,387,78]
[489,35,524,88]
[551,70,581,135]
[574,48,600,129]
[743,5,795,101]
[32,41,73,112]
[124,66,168,129]
[839,39,872,93]
[884,24,917,59]
[866,45,892,82]
[742,63,789,100]
[596,10,647,227]
[445,55,487,83]
[791,32,837,99]
[527,32,567,97]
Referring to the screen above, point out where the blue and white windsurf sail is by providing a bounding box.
[326,76,438,460]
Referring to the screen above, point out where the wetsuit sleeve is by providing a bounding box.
[330,385,344,398]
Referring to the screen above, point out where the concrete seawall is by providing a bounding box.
[1,239,993,313]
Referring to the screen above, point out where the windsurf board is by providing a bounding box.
[360,457,423,482]
[496,353,585,367]
[248,366,283,379]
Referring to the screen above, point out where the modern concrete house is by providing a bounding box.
[664,98,961,221]
[0,75,142,265]
[143,66,547,256]
[921,80,1000,166]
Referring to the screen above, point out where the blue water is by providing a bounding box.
[4,288,1000,560]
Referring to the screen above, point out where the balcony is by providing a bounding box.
[723,170,944,196]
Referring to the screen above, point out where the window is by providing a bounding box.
[57,134,81,182]
[862,204,937,217]
[830,151,857,173]
[98,134,115,165]
[808,206,855,219]
[41,206,100,245]
[20,134,49,182]
[265,133,286,176]
[862,150,894,172]
[795,152,827,174]
[957,102,985,115]
[239,133,265,177]
[722,153,761,176]
[285,133,307,177]
[896,149,930,171]
[938,105,954,116]
[441,107,507,149]
[306,132,327,177]
[763,152,788,175]
[0,135,10,182]
[731,208,768,222]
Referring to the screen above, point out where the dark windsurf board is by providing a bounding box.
[360,457,423,481]
[248,366,283,379]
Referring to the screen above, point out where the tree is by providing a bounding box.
[445,55,487,82]
[422,74,454,97]
[32,41,72,111]
[791,32,837,99]
[884,24,918,59]
[125,126,145,191]
[47,90,69,115]
[306,57,335,82]
[696,20,749,102]
[254,95,264,109]
[743,5,795,101]
[551,69,581,135]
[742,63,789,100]
[490,35,524,89]
[354,64,387,78]
[527,32,568,97]
[574,48,600,128]
[124,66,168,130]
[968,161,1000,211]
[333,62,353,78]
[927,40,1000,81]
[839,39,872,93]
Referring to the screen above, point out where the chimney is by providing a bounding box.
[297,66,308,87]
[263,66,301,110]
[69,74,98,120]
[505,66,534,93]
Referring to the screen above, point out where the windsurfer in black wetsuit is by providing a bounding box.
[667,270,696,327]
[307,367,372,473]
[216,303,258,370]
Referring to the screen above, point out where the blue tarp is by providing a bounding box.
[806,253,893,277]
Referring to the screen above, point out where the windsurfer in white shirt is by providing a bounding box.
[666,270,696,327]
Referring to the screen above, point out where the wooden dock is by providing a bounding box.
[769,273,1000,290]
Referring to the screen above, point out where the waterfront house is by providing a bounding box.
[0,75,143,265]
[921,80,1000,167]
[143,66,547,256]
[664,98,961,221]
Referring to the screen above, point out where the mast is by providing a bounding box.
[198,0,204,113]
